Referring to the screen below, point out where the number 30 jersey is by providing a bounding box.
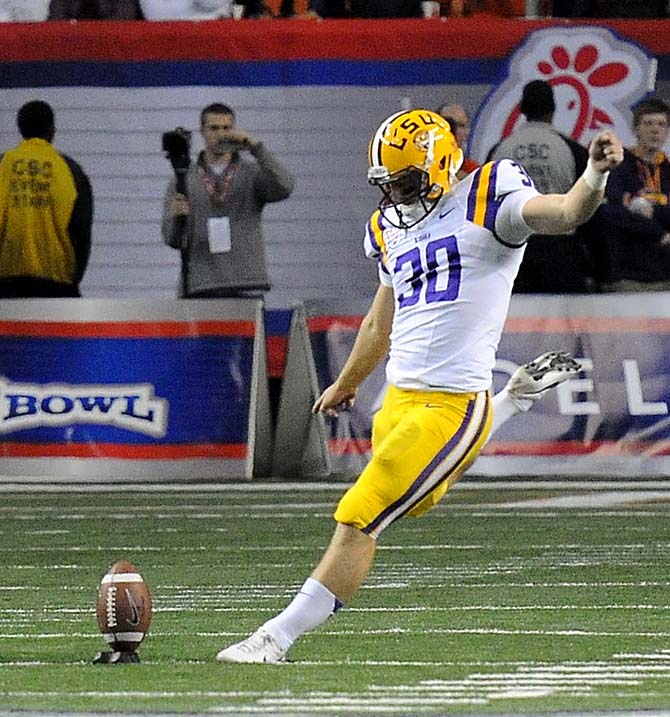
[364,159,539,393]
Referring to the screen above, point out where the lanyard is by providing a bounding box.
[198,158,238,207]
[633,149,666,194]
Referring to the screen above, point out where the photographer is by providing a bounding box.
[161,102,294,298]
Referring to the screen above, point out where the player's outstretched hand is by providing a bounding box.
[312,383,358,416]
[588,130,624,173]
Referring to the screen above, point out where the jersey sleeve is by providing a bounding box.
[465,159,540,247]
[363,209,393,286]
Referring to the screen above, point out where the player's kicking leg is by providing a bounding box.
[489,350,580,437]
[216,351,580,664]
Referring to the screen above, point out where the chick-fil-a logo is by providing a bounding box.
[469,27,657,164]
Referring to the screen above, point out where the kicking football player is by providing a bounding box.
[217,109,622,663]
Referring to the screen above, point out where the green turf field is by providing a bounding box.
[2,481,670,715]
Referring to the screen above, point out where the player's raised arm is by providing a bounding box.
[312,284,395,416]
[521,130,624,235]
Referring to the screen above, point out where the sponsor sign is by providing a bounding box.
[0,317,256,460]
[0,377,167,437]
[470,26,657,163]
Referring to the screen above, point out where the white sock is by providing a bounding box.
[489,388,532,443]
[261,577,342,651]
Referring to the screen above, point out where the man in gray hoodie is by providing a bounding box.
[162,102,294,298]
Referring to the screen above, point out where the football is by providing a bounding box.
[96,560,152,652]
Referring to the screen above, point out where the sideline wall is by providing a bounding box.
[1,294,667,481]
[0,19,668,308]
[0,299,272,481]
[274,293,670,479]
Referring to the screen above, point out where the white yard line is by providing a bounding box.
[1,479,670,493]
[0,482,351,493]
[499,490,670,508]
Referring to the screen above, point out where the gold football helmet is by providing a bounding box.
[367,109,463,227]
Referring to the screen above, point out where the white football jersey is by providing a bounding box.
[364,159,539,392]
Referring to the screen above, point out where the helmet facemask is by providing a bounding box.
[368,165,440,229]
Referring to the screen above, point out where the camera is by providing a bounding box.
[162,127,192,195]
[162,127,191,158]
[216,137,248,153]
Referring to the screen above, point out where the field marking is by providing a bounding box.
[4,486,670,715]
[0,502,335,513]
[207,710,669,715]
[2,479,670,493]
[0,659,594,667]
[6,626,670,639]
[4,602,670,618]
[7,510,670,527]
[9,647,670,712]
[0,587,42,591]
[0,482,352,493]
[6,539,670,553]
[499,491,670,509]
[0,691,295,698]
[6,651,670,714]
[0,661,88,667]
[6,577,665,589]
[315,627,670,637]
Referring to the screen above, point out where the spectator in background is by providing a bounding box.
[548,0,666,16]
[436,102,479,177]
[161,102,294,298]
[0,100,93,297]
[594,0,667,17]
[451,0,522,16]
[308,0,421,17]
[551,0,595,15]
[0,0,49,20]
[488,80,588,194]
[140,0,268,19]
[487,79,594,293]
[597,97,670,291]
[48,0,144,18]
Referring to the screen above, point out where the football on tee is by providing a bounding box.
[96,560,152,652]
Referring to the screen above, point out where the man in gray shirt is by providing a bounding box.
[162,102,294,298]
[487,80,592,293]
[487,79,587,194]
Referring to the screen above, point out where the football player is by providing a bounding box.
[217,109,622,663]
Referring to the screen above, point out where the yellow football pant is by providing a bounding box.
[334,385,491,539]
